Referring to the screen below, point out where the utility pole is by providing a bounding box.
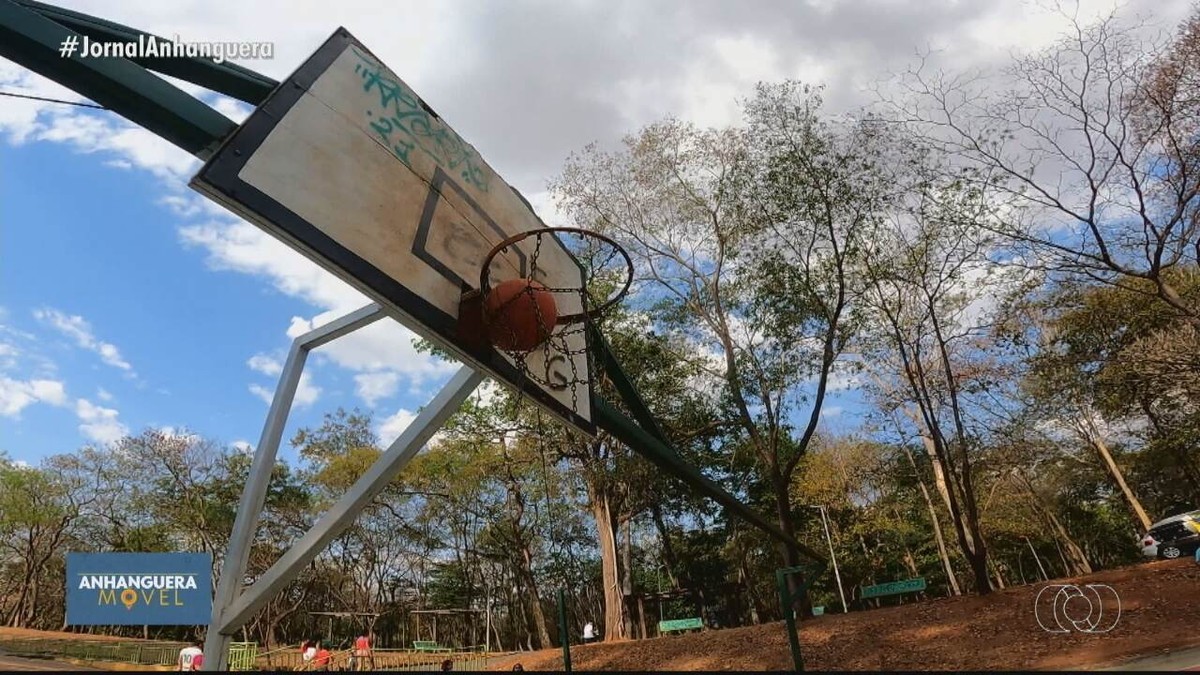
[812,505,847,613]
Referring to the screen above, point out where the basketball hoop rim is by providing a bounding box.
[478,226,634,324]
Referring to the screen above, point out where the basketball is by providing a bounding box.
[484,279,558,351]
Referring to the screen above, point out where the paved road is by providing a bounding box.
[0,653,98,671]
[1103,645,1200,671]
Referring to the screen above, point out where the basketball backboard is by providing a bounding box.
[190,28,594,435]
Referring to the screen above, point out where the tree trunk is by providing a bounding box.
[621,517,634,639]
[902,443,962,595]
[590,489,625,642]
[650,505,681,588]
[1017,472,1092,576]
[989,559,1006,590]
[772,475,811,617]
[1025,537,1049,581]
[1081,418,1153,531]
[517,545,552,649]
[736,550,761,625]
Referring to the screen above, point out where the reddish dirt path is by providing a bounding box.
[489,560,1200,671]
[0,627,131,642]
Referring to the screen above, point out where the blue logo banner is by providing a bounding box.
[66,552,212,626]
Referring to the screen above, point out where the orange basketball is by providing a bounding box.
[484,279,558,351]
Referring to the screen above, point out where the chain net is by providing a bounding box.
[480,228,632,416]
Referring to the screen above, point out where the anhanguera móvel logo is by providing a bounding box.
[78,573,200,609]
[66,553,212,626]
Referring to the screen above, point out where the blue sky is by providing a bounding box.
[1,0,1173,468]
[0,110,461,465]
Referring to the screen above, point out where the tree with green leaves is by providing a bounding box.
[552,81,886,594]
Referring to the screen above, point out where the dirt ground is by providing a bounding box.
[488,559,1200,671]
[0,627,132,642]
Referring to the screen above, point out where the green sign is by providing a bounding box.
[861,577,926,599]
[658,617,703,632]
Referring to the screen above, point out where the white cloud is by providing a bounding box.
[0,377,68,417]
[355,371,401,407]
[179,221,367,312]
[96,387,114,402]
[290,313,458,388]
[232,440,254,454]
[248,354,283,377]
[247,353,321,407]
[0,342,18,371]
[75,398,129,446]
[33,308,134,373]
[377,407,417,444]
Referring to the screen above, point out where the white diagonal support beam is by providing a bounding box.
[219,364,483,634]
[202,303,386,670]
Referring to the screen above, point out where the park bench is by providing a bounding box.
[412,641,451,653]
[859,577,926,607]
[658,617,703,635]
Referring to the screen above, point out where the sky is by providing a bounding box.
[0,0,1191,467]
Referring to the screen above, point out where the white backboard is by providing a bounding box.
[191,28,594,435]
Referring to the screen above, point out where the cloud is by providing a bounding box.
[75,398,129,445]
[355,371,401,407]
[0,342,18,371]
[248,354,284,377]
[247,353,321,407]
[178,221,366,312]
[377,407,417,444]
[288,313,458,390]
[232,440,254,454]
[33,308,134,373]
[96,387,114,402]
[0,377,68,417]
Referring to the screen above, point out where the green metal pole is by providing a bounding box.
[777,568,804,672]
[557,589,572,673]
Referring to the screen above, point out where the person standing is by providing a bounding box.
[177,642,204,671]
[314,644,332,671]
[582,622,595,644]
[353,632,373,670]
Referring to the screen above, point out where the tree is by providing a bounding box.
[891,8,1200,326]
[0,454,93,627]
[552,81,885,590]
[860,168,1014,594]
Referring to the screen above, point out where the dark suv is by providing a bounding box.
[1143,510,1200,560]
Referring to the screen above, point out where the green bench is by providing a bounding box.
[861,577,926,600]
[412,641,451,653]
[658,617,703,635]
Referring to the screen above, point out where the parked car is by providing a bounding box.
[1141,510,1200,560]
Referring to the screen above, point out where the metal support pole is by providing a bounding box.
[816,506,847,614]
[220,364,482,634]
[202,304,389,670]
[557,589,572,673]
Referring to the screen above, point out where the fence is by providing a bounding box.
[265,647,489,671]
[0,637,186,666]
[0,637,490,671]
